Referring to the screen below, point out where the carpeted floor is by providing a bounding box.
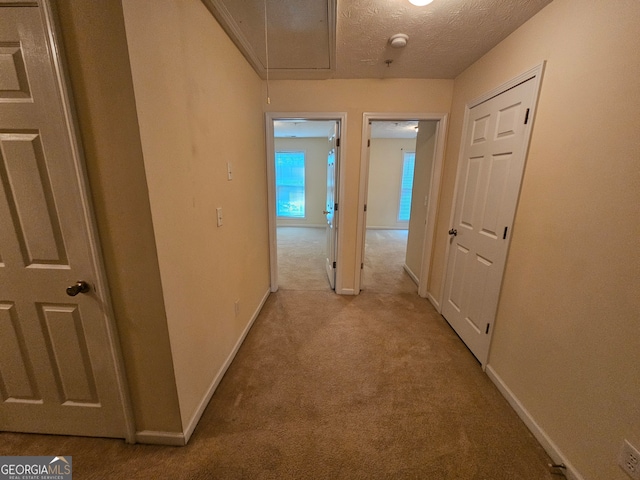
[277,227,417,294]
[277,227,330,291]
[361,229,417,295]
[1,229,556,479]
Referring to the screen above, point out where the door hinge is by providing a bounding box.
[503,226,508,239]
[336,137,340,147]
[333,261,336,269]
[334,202,338,211]
[524,108,530,124]
[367,139,370,147]
[364,204,367,212]
[361,262,364,269]
[485,323,490,334]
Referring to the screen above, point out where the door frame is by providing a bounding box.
[438,62,545,366]
[265,112,347,293]
[34,0,136,442]
[356,112,448,296]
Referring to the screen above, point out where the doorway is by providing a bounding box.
[265,113,346,293]
[356,113,447,297]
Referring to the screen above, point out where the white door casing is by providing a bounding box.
[324,123,338,290]
[356,113,448,297]
[441,65,544,366]
[0,2,133,439]
[265,112,347,294]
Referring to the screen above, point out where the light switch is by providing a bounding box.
[216,207,223,227]
[227,162,233,180]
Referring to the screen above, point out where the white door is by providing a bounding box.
[442,77,538,365]
[0,4,130,438]
[324,123,338,289]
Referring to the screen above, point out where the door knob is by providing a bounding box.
[448,228,458,236]
[66,281,90,297]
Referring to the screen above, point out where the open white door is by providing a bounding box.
[442,68,543,365]
[324,123,338,289]
[0,3,131,439]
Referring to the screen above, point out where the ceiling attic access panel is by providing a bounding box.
[202,0,336,79]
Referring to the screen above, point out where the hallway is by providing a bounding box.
[1,265,556,479]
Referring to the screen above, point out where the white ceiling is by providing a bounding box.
[273,120,420,138]
[202,0,553,80]
[274,120,337,138]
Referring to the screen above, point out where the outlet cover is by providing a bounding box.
[619,439,640,480]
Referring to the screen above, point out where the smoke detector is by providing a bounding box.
[389,34,409,48]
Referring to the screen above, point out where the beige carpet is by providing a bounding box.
[362,229,417,295]
[1,231,557,479]
[277,227,417,295]
[277,227,330,291]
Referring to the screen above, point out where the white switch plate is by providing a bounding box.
[216,207,223,227]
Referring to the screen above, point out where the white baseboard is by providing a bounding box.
[427,292,440,312]
[485,365,585,480]
[181,288,271,445]
[403,264,419,286]
[135,430,185,446]
[337,288,356,295]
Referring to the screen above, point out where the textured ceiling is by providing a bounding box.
[203,0,553,80]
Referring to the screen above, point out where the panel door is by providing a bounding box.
[0,4,129,438]
[325,122,338,290]
[441,78,537,365]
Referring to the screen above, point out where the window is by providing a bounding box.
[398,152,415,222]
[275,151,305,218]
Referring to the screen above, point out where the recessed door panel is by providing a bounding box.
[0,132,68,267]
[479,153,512,239]
[495,103,521,140]
[471,114,489,145]
[459,156,482,229]
[39,304,99,405]
[447,244,470,312]
[0,43,31,100]
[465,254,492,333]
[0,303,40,402]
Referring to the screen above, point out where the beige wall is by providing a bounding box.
[275,137,329,227]
[56,0,182,434]
[265,80,454,290]
[432,1,640,478]
[121,0,270,430]
[367,138,417,229]
[406,121,437,278]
